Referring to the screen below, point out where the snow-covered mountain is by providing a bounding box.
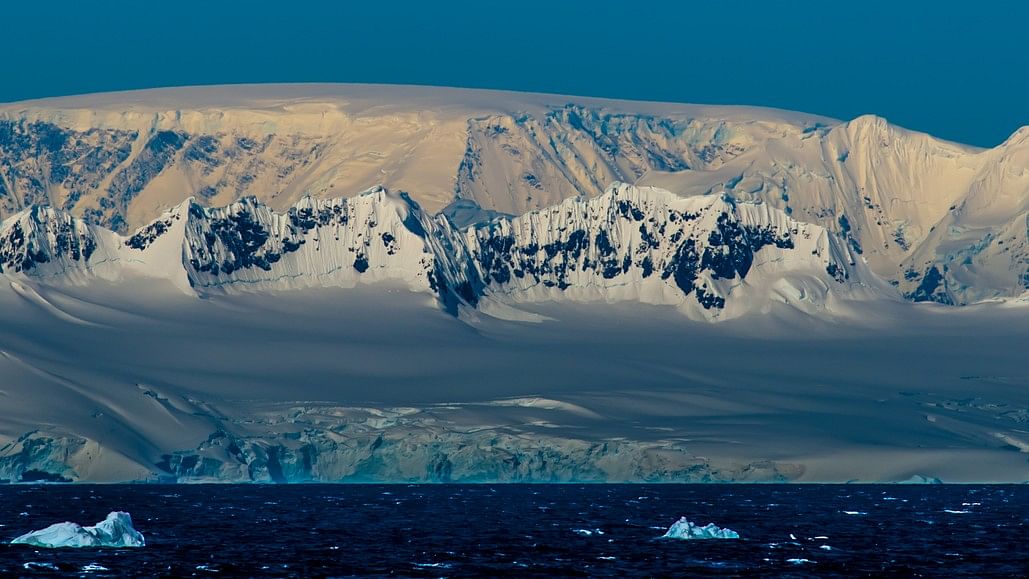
[121,186,477,306]
[463,183,881,319]
[1,85,1027,485]
[0,182,881,319]
[1,85,1023,305]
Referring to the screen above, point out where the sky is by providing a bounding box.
[2,0,1026,147]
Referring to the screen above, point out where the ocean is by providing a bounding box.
[1,484,1025,577]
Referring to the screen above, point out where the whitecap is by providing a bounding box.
[23,562,60,571]
[573,528,604,536]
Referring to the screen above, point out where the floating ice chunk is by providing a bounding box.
[943,509,971,514]
[661,517,740,540]
[23,562,60,571]
[10,512,144,548]
[573,528,604,536]
[841,511,867,515]
[787,558,815,565]
[898,474,943,484]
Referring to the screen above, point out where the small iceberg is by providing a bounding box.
[898,474,943,484]
[10,511,144,548]
[787,558,815,565]
[661,517,740,540]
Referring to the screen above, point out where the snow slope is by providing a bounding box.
[0,281,1026,483]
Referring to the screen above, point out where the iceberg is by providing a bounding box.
[10,512,144,548]
[898,474,943,484]
[787,558,815,565]
[661,517,740,540]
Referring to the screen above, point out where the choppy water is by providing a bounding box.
[0,484,1025,577]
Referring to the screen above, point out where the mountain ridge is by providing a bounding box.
[0,182,883,320]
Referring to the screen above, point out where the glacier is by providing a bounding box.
[10,512,144,548]
[661,517,740,540]
[0,279,1026,483]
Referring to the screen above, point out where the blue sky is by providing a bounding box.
[3,0,1025,146]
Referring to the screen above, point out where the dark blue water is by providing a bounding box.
[0,484,1025,577]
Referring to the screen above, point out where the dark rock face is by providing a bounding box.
[183,198,302,276]
[694,284,726,310]
[905,265,954,305]
[548,105,694,175]
[455,105,747,215]
[0,207,97,273]
[826,262,849,283]
[0,120,135,216]
[838,213,863,255]
[105,130,187,231]
[663,238,701,295]
[19,469,72,483]
[353,255,370,272]
[127,214,179,250]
